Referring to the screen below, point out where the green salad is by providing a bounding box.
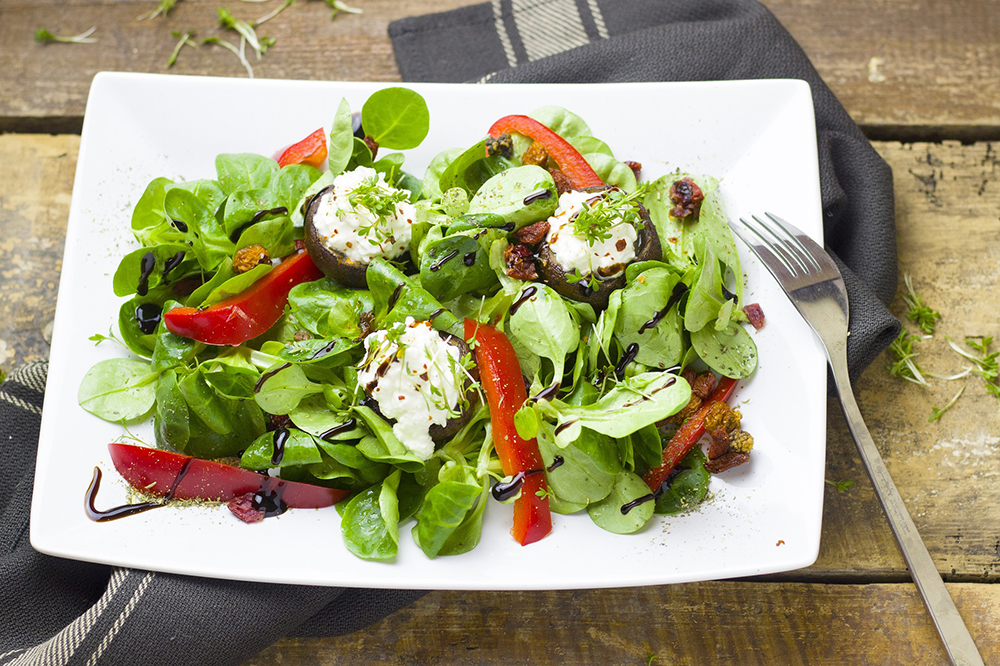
[80,87,759,560]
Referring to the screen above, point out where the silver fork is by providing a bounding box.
[730,212,984,666]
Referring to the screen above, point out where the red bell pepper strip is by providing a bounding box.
[488,115,604,190]
[107,443,349,508]
[164,250,323,346]
[276,128,328,169]
[464,318,552,545]
[642,376,739,492]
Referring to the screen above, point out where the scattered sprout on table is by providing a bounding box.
[929,386,965,422]
[902,273,941,335]
[886,329,929,386]
[34,27,97,44]
[825,479,855,493]
[138,0,181,21]
[167,30,197,67]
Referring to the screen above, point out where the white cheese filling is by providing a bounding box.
[545,190,638,278]
[357,318,464,460]
[311,166,416,264]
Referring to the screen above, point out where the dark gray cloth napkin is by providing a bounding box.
[4,2,899,664]
[0,362,423,664]
[391,0,901,381]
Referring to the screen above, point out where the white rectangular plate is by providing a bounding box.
[31,73,826,590]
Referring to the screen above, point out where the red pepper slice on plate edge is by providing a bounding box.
[465,318,552,546]
[107,442,349,508]
[641,376,739,492]
[487,115,604,190]
[276,128,328,169]
[163,250,323,346]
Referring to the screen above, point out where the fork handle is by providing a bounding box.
[829,346,984,666]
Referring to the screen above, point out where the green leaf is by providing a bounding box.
[78,358,159,421]
[654,447,709,515]
[361,87,430,150]
[587,471,654,534]
[690,321,758,379]
[254,363,324,415]
[328,98,354,175]
[215,153,279,196]
[614,267,685,370]
[341,476,400,560]
[412,480,484,558]
[241,428,324,469]
[508,284,579,381]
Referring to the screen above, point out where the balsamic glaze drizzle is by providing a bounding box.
[522,189,553,205]
[136,252,156,296]
[162,250,185,278]
[429,250,459,272]
[509,286,538,316]
[615,343,640,379]
[463,252,477,266]
[171,219,189,233]
[135,302,162,335]
[271,428,290,465]
[85,458,194,522]
[320,418,357,440]
[255,363,292,393]
[490,457,564,502]
[620,465,690,515]
[387,285,404,313]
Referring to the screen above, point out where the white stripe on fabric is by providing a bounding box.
[7,569,129,666]
[10,362,47,394]
[0,649,27,665]
[84,572,155,666]
[586,0,609,39]
[512,0,590,61]
[491,0,518,68]
[0,390,42,416]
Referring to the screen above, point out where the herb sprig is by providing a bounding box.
[138,0,181,20]
[348,176,408,245]
[902,274,941,334]
[168,30,197,67]
[34,27,97,44]
[886,329,929,386]
[948,336,1000,404]
[571,185,647,246]
[929,386,965,422]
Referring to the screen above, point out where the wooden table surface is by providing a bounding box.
[3,0,999,663]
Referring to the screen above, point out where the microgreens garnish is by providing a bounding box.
[902,274,941,334]
[255,0,295,26]
[886,329,929,386]
[825,479,855,493]
[218,8,265,61]
[34,26,97,44]
[571,185,648,247]
[348,176,408,245]
[324,0,363,19]
[947,336,1000,404]
[563,268,602,292]
[167,30,197,67]
[929,386,965,422]
[138,0,180,20]
[203,36,253,78]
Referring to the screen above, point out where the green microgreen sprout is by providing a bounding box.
[138,0,180,20]
[571,185,648,247]
[203,36,253,78]
[902,274,941,335]
[947,336,1000,404]
[886,329,929,386]
[167,30,197,67]
[255,0,295,26]
[218,8,264,60]
[825,479,855,493]
[348,176,409,245]
[325,0,363,19]
[34,26,97,44]
[929,386,965,422]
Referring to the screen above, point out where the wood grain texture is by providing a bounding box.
[1,0,999,136]
[246,582,1000,665]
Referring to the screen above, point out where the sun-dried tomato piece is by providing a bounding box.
[743,302,766,330]
[522,141,549,168]
[363,135,379,160]
[504,243,538,280]
[228,493,265,523]
[624,160,642,179]
[548,167,573,195]
[669,177,705,219]
[692,372,717,400]
[708,428,731,460]
[705,451,750,473]
[513,220,551,246]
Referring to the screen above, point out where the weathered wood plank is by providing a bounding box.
[3,136,999,582]
[245,582,1000,665]
[1,0,999,136]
